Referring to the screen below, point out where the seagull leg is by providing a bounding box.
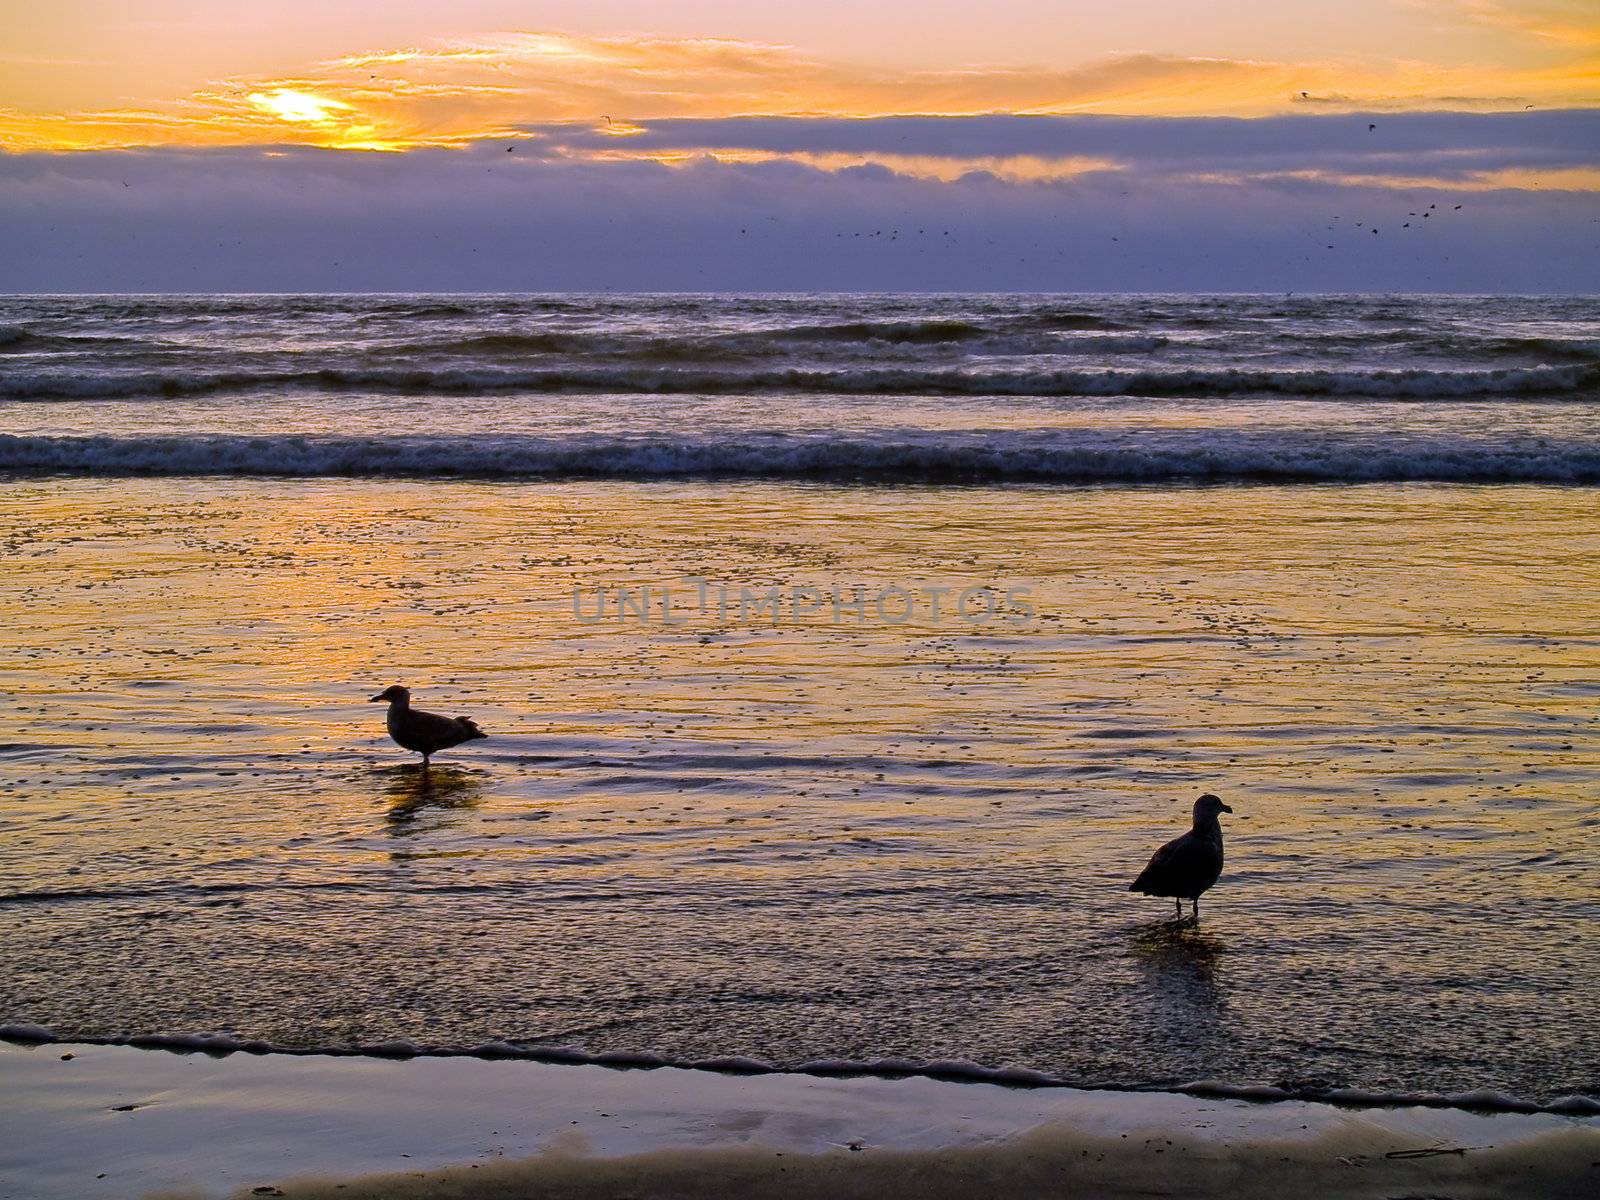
[1173,898,1182,920]
[1191,898,1199,922]
[422,753,431,769]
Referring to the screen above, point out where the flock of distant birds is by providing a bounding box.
[718,122,1479,261]
[1324,200,1466,247]
[498,114,1494,265]
[371,686,1233,922]
[730,201,1472,254]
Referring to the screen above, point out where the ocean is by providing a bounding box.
[2,293,1600,480]
[1,293,1597,1108]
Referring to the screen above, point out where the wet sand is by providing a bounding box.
[3,479,1599,1101]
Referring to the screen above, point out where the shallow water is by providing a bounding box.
[2,476,1597,1100]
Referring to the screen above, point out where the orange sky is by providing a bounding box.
[1,1,1597,152]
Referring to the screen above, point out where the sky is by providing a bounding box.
[1,0,1596,291]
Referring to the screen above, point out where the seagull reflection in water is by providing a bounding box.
[1129,920,1228,1025]
[378,763,487,833]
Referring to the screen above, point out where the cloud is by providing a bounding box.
[1,111,1595,293]
[523,110,1600,175]
[1,28,1596,152]
[495,110,1599,187]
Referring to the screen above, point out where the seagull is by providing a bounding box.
[1129,794,1232,921]
[370,686,487,766]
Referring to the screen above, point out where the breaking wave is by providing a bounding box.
[4,429,1598,482]
[4,362,1597,400]
[0,324,156,353]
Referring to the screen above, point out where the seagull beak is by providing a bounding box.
[369,692,387,702]
[1220,803,1234,813]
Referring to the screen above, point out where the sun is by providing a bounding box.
[247,88,354,125]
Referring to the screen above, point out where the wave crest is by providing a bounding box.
[3,429,1598,483]
[4,362,1596,401]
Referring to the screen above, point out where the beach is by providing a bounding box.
[3,293,1598,1191]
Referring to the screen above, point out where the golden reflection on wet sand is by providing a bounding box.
[0,478,1596,1096]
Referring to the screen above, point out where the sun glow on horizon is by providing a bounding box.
[0,1,1597,157]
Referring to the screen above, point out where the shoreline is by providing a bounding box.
[5,1039,1597,1199]
[4,1025,1597,1118]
